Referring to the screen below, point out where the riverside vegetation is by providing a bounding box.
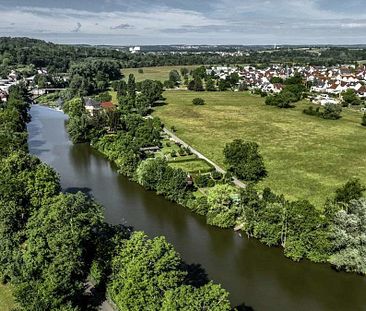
[63,70,366,274]
[0,86,231,310]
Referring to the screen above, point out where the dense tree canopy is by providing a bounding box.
[224,139,267,182]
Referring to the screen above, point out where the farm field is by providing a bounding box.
[121,65,198,82]
[0,285,15,311]
[154,90,366,206]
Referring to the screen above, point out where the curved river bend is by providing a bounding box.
[27,105,366,311]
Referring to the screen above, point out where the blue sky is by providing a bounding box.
[0,0,366,45]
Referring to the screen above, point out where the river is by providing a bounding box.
[27,105,366,311]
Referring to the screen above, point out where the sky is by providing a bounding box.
[0,0,366,45]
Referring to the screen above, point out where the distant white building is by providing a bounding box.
[129,46,141,54]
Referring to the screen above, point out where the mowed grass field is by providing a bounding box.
[0,285,15,311]
[121,65,198,82]
[154,90,366,206]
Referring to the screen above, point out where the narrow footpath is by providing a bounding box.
[163,128,246,188]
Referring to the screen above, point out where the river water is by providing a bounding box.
[27,105,366,311]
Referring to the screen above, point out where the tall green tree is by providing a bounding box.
[15,192,103,310]
[108,232,186,311]
[224,139,267,182]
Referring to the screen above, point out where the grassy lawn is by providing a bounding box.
[153,90,366,206]
[121,65,199,82]
[0,285,15,311]
[169,159,214,174]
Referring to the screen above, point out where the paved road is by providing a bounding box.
[163,128,246,188]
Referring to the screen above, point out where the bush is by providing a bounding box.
[195,174,211,188]
[322,104,342,120]
[187,196,209,216]
[192,98,205,105]
[138,68,144,74]
[211,171,223,180]
[362,113,366,126]
[303,106,321,116]
[178,148,186,156]
[171,150,177,158]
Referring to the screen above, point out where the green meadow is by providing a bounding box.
[154,90,366,206]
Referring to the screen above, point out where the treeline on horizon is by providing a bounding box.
[1,37,366,77]
[0,86,232,310]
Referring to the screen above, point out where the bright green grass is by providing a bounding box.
[169,159,214,174]
[121,66,199,82]
[0,285,15,311]
[154,90,366,206]
[109,90,118,104]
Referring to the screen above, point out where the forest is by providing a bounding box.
[1,37,366,78]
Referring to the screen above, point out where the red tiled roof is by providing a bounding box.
[100,102,115,109]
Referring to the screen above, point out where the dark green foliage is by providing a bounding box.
[218,79,231,92]
[188,77,204,91]
[139,79,164,105]
[265,92,295,108]
[0,152,61,281]
[270,76,284,84]
[164,80,176,89]
[194,174,212,188]
[303,104,342,120]
[224,139,267,182]
[342,89,362,106]
[168,70,181,85]
[322,103,342,120]
[206,184,239,228]
[205,77,216,91]
[211,171,223,180]
[334,178,365,204]
[187,196,209,216]
[191,66,206,79]
[136,158,191,204]
[303,105,321,117]
[95,91,112,103]
[108,232,186,311]
[362,113,366,126]
[192,97,205,105]
[161,282,231,311]
[68,59,121,96]
[112,80,128,98]
[15,193,103,310]
[127,73,136,100]
[329,199,366,274]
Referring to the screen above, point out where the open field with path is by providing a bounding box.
[154,90,366,206]
[121,65,198,82]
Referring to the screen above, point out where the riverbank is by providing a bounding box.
[28,105,366,310]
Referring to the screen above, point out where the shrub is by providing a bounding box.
[211,171,223,180]
[303,106,321,117]
[195,174,211,188]
[192,98,205,106]
[178,148,186,156]
[187,197,209,216]
[322,104,342,120]
[206,179,216,188]
[362,113,366,126]
[171,150,177,158]
[138,68,144,74]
